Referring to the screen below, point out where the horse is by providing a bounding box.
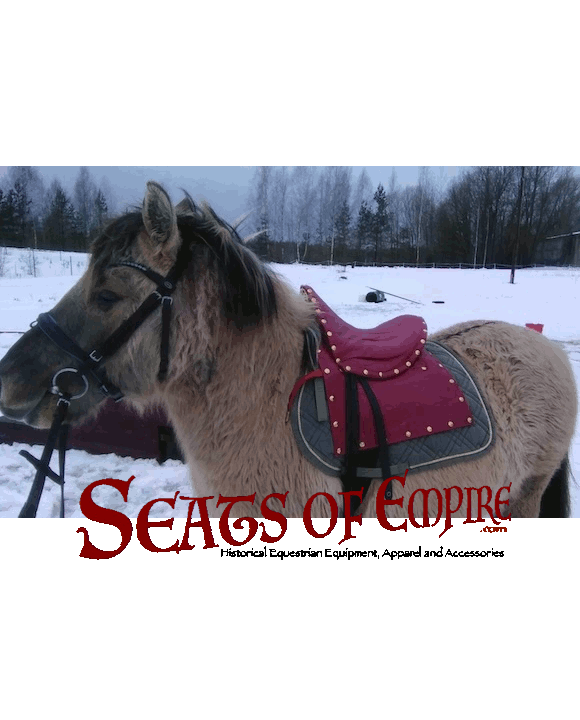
[0,182,576,519]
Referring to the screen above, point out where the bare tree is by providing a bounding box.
[318,167,351,263]
[270,167,289,243]
[248,167,273,258]
[73,167,97,238]
[289,167,318,262]
[351,168,374,222]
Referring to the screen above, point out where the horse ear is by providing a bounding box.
[142,181,177,244]
[175,198,192,215]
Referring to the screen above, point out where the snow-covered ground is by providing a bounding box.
[1,248,579,517]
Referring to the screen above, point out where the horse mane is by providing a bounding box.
[176,192,277,330]
[91,192,278,331]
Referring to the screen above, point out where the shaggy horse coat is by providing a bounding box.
[0,182,576,518]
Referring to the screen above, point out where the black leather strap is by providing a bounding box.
[18,397,70,518]
[359,377,392,499]
[339,375,394,516]
[35,313,124,401]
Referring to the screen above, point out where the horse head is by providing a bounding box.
[0,181,277,429]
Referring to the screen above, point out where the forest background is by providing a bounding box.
[1,165,578,268]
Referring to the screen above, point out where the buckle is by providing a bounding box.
[99,383,124,402]
[89,350,103,363]
[154,291,173,306]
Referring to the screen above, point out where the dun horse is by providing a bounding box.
[0,182,576,518]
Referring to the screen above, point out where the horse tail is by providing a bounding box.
[539,456,571,518]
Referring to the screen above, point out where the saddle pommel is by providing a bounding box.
[302,285,426,378]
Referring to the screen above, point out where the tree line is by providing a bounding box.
[0,167,114,251]
[2,166,579,265]
[246,166,580,266]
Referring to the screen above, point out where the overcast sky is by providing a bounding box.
[0,166,460,220]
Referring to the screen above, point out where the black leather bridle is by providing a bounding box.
[18,241,191,518]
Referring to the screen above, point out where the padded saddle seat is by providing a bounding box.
[302,285,427,378]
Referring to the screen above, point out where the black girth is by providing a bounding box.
[18,242,190,518]
[342,375,392,515]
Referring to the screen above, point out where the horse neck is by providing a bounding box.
[164,282,313,492]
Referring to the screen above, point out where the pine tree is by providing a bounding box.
[372,183,389,263]
[334,199,352,263]
[43,182,84,250]
[0,188,19,245]
[356,200,373,262]
[93,189,109,233]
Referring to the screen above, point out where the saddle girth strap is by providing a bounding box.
[341,375,393,516]
[358,377,392,498]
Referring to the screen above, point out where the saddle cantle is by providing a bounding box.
[289,286,494,507]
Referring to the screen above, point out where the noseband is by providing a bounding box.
[18,242,191,518]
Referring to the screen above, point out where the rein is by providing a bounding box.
[18,243,191,518]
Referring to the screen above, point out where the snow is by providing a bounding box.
[1,249,579,517]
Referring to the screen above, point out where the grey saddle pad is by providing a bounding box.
[290,340,494,479]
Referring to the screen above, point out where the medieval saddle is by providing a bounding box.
[288,286,494,513]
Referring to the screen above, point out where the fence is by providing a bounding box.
[293,260,552,270]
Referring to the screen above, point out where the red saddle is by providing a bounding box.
[291,286,473,456]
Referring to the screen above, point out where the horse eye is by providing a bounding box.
[96,290,121,309]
